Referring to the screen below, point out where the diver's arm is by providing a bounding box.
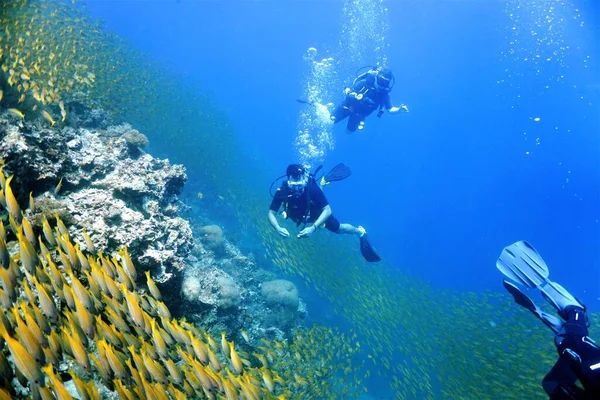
[344,73,370,98]
[313,205,332,228]
[384,94,409,114]
[388,105,409,114]
[297,205,332,238]
[268,210,289,237]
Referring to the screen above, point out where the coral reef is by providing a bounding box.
[0,105,307,346]
[198,224,225,256]
[261,280,301,329]
[0,114,192,287]
[181,226,306,345]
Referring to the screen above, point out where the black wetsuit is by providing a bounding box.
[269,179,340,232]
[543,306,600,399]
[330,71,393,132]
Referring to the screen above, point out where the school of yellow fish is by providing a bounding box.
[3,0,598,398]
[0,166,368,399]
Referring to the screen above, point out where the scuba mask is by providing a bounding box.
[286,164,309,195]
[374,67,394,92]
[287,174,308,194]
[376,74,391,90]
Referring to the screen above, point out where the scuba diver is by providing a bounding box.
[330,66,409,133]
[497,241,600,399]
[268,163,381,262]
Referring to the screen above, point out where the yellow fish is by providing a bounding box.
[229,341,244,374]
[81,229,95,252]
[7,108,24,119]
[145,271,161,300]
[41,110,55,126]
[54,177,63,195]
[2,333,44,385]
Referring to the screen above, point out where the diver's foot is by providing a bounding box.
[357,226,366,237]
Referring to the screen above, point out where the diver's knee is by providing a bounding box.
[542,376,558,397]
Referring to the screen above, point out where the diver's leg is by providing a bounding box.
[346,114,363,134]
[542,356,584,399]
[325,216,363,236]
[330,102,350,124]
[554,305,600,392]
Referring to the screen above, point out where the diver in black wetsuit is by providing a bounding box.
[543,305,600,399]
[497,241,600,399]
[330,66,408,133]
[267,164,381,262]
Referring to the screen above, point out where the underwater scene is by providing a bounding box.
[0,0,598,398]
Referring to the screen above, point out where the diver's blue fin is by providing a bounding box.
[496,240,549,288]
[360,234,381,263]
[497,241,584,315]
[540,280,584,316]
[503,280,563,333]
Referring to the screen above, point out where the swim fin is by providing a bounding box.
[296,98,315,106]
[496,240,549,288]
[360,234,381,262]
[320,163,352,187]
[502,279,563,333]
[497,240,584,315]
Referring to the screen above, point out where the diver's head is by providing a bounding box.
[375,67,393,91]
[286,164,308,194]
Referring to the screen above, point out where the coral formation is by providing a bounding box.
[198,224,225,256]
[0,114,192,286]
[261,279,300,310]
[261,280,301,329]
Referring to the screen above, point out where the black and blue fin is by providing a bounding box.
[496,240,550,288]
[503,280,563,333]
[540,280,585,315]
[360,234,381,263]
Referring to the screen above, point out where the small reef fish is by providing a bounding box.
[7,108,24,119]
[41,110,56,126]
[54,177,63,195]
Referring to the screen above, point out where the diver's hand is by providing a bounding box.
[297,225,316,239]
[388,105,409,114]
[277,227,290,237]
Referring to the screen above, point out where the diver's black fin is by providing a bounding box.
[320,163,351,187]
[296,98,314,106]
[502,280,563,333]
[360,234,381,263]
[325,163,351,182]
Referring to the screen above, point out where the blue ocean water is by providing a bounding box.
[86,0,599,307]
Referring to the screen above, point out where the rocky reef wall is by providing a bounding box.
[0,109,307,342]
